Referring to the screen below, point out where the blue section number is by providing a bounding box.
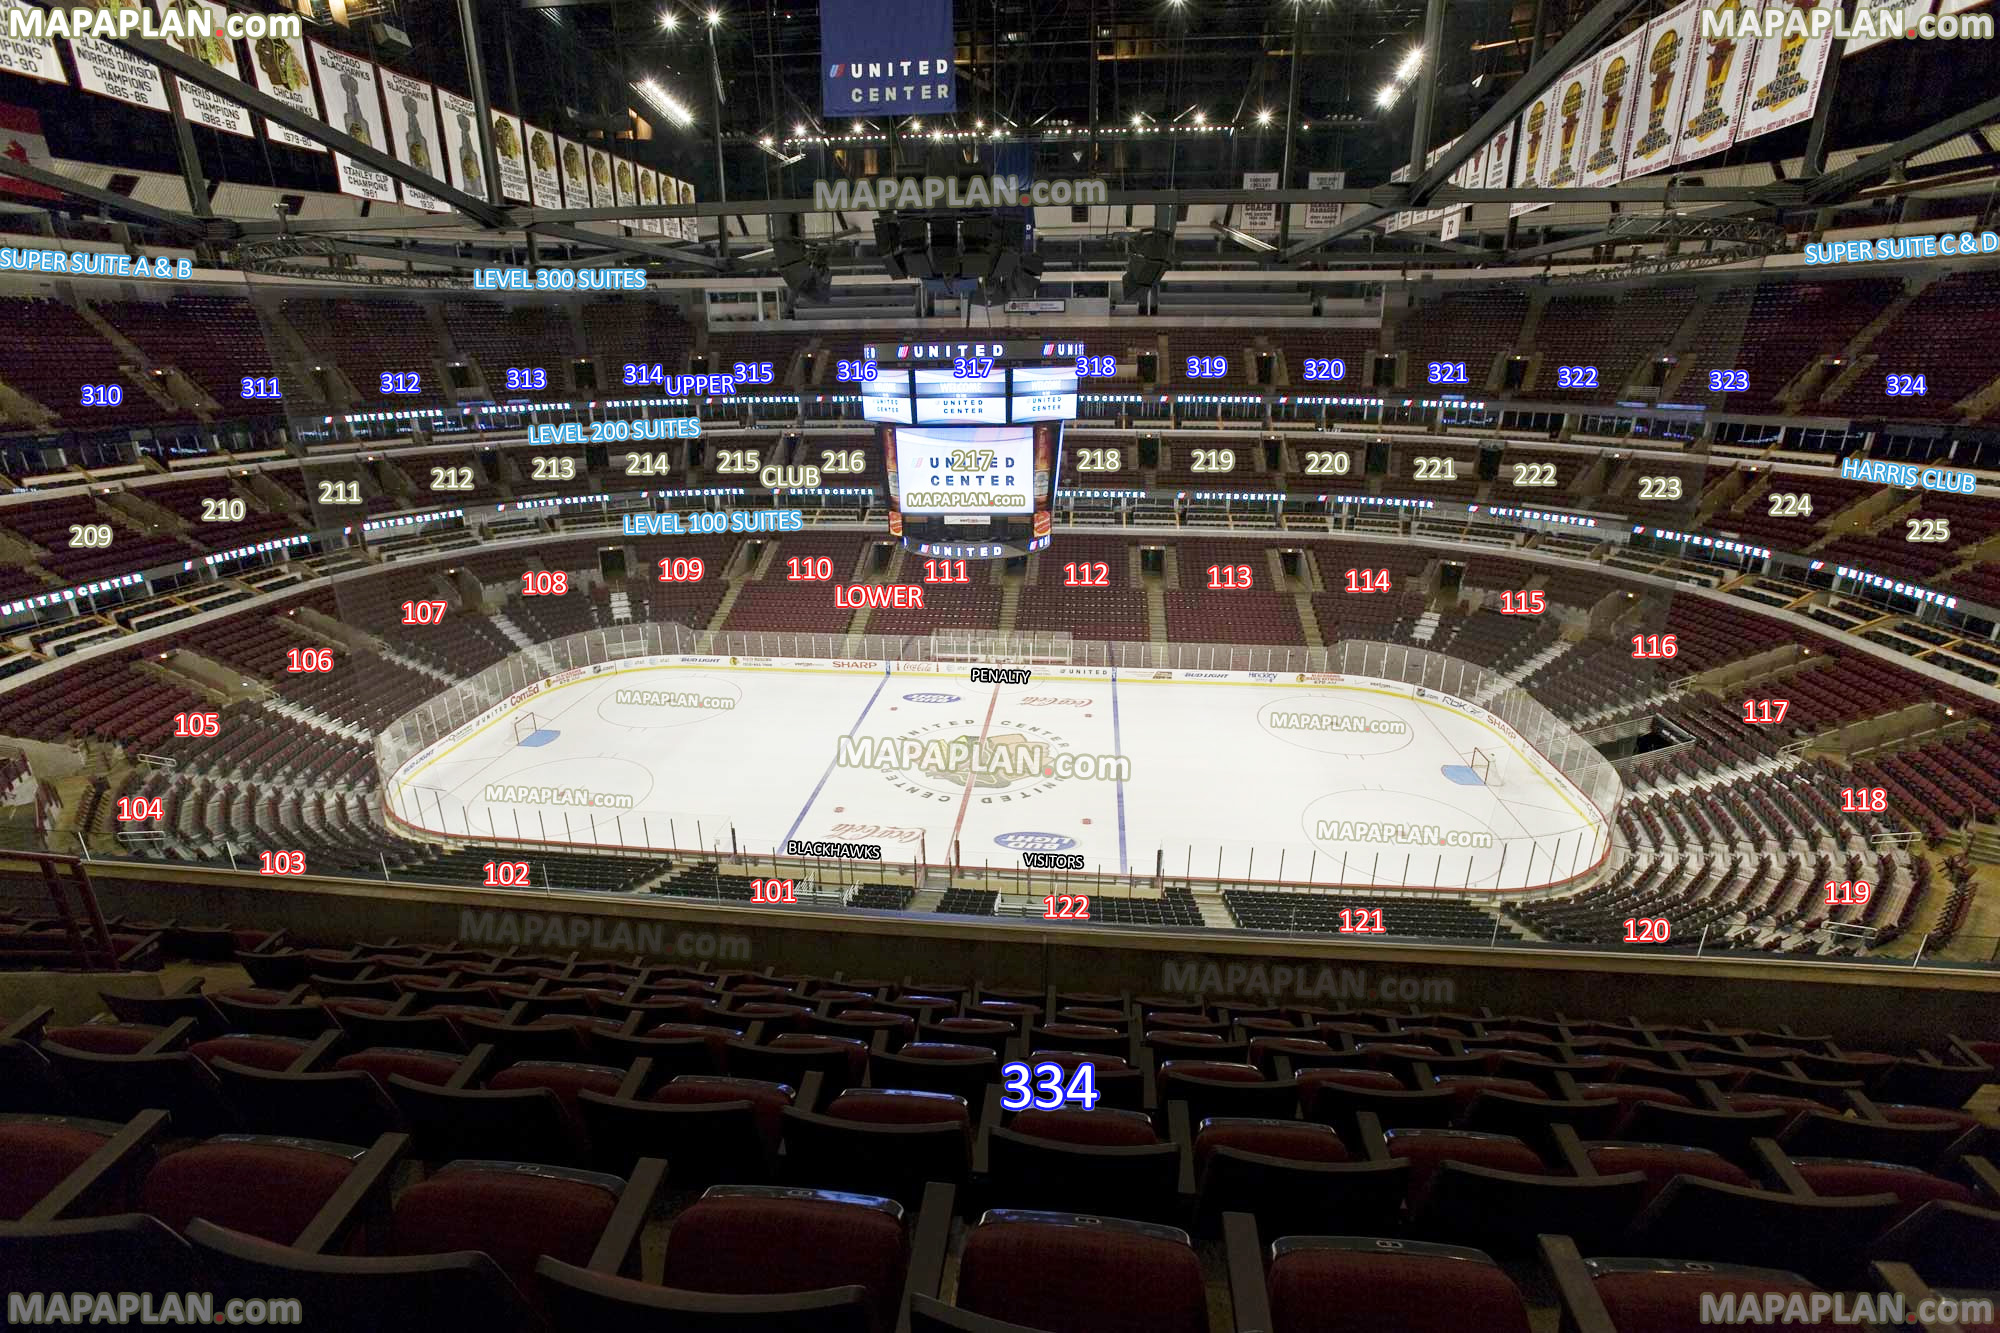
[1000,1060,1101,1111]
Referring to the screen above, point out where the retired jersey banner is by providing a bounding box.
[820,0,956,116]
[311,41,395,202]
[1673,0,1758,166]
[0,0,67,83]
[1737,3,1834,142]
[1623,0,1698,179]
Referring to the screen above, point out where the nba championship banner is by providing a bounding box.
[149,0,251,137]
[436,87,487,202]
[1622,0,1698,179]
[491,110,530,203]
[1673,0,1758,166]
[1304,170,1344,230]
[380,69,450,212]
[1544,57,1599,191]
[1510,84,1559,217]
[244,25,322,151]
[525,123,562,209]
[637,167,662,234]
[1579,28,1644,188]
[310,41,395,202]
[1241,171,1280,235]
[819,0,956,116]
[0,0,65,83]
[1737,2,1834,141]
[557,135,589,209]
[586,145,614,210]
[1481,125,1512,190]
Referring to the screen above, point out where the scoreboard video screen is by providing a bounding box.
[859,345,1075,559]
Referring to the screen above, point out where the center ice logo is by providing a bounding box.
[996,832,1077,852]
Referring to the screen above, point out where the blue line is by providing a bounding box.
[785,665,891,846]
[1111,668,1129,874]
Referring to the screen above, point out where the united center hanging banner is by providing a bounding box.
[1544,58,1599,191]
[1510,81,1560,217]
[557,135,589,209]
[1736,0,1835,142]
[1621,0,1699,180]
[0,0,68,84]
[244,26,323,152]
[525,123,562,209]
[1673,0,1758,166]
[69,9,170,112]
[436,87,487,202]
[1579,29,1644,188]
[310,41,395,203]
[637,167,662,234]
[820,0,956,116]
[149,0,251,137]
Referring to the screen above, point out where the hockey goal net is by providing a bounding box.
[1468,747,1503,787]
[512,712,544,746]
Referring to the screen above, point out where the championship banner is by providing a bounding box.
[436,87,487,202]
[676,178,696,243]
[244,26,322,151]
[557,135,589,208]
[1737,1,1835,142]
[524,122,561,208]
[70,15,170,113]
[1304,170,1344,230]
[586,145,614,209]
[820,0,955,116]
[613,152,637,223]
[1580,27,1645,187]
[637,166,662,234]
[1544,58,1599,190]
[1622,0,1698,179]
[657,174,679,238]
[1510,83,1559,217]
[1440,211,1462,242]
[381,69,449,212]
[150,0,251,137]
[1672,0,1758,166]
[0,0,66,83]
[310,41,395,202]
[489,109,529,202]
[1481,125,1512,190]
[1241,171,1280,235]
[1847,0,1932,53]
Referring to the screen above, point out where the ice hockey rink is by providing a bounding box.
[384,660,1612,892]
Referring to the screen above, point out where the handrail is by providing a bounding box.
[0,848,120,971]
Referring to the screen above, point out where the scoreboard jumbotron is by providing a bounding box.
[852,341,1082,561]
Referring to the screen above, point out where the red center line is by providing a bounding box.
[949,680,1005,857]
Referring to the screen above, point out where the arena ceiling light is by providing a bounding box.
[1396,46,1424,81]
[1255,108,1274,126]
[635,78,695,128]
[1376,84,1402,109]
[704,6,722,26]
[658,9,679,30]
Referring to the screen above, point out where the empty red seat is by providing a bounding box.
[389,1160,620,1292]
[0,1115,120,1220]
[188,1034,314,1073]
[954,1211,1206,1333]
[1583,1142,1756,1205]
[1195,1118,1349,1171]
[1266,1235,1531,1333]
[1385,1128,1545,1204]
[335,1047,461,1088]
[660,1184,909,1329]
[1011,1107,1159,1147]
[142,1137,363,1244]
[651,1075,792,1149]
